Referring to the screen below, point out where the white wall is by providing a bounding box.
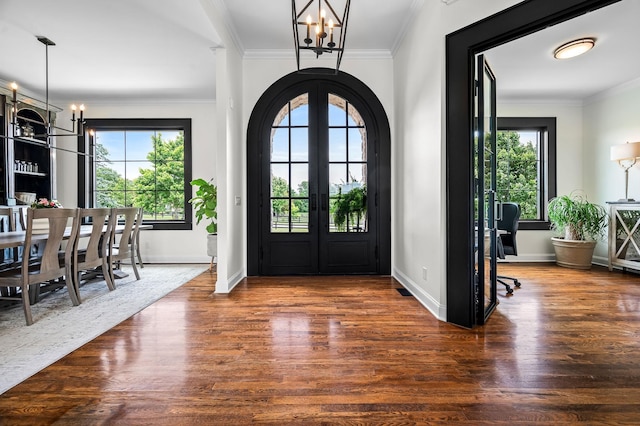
[583,78,640,261]
[213,46,245,292]
[497,101,585,261]
[54,101,217,264]
[199,0,245,292]
[243,56,394,134]
[391,0,521,320]
[53,0,246,291]
[494,79,640,264]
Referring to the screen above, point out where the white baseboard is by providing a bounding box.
[217,268,245,294]
[498,253,555,263]
[392,268,446,322]
[140,255,212,264]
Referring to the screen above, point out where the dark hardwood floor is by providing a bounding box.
[1,263,640,424]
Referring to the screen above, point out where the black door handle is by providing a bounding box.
[311,194,317,211]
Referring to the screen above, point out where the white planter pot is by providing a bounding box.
[207,234,218,257]
[551,237,596,270]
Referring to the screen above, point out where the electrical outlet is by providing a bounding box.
[422,267,427,281]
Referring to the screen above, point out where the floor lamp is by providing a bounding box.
[611,141,640,201]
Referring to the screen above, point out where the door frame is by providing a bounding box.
[247,68,391,276]
[445,0,620,328]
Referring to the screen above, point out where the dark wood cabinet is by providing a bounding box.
[1,94,54,205]
[0,96,6,204]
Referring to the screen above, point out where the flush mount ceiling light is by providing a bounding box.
[553,38,596,59]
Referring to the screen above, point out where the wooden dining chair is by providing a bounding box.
[0,207,26,298]
[0,207,80,325]
[110,207,140,282]
[73,208,117,302]
[134,207,144,269]
[0,207,26,270]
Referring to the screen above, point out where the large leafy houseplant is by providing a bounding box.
[547,193,607,241]
[189,178,217,234]
[547,193,607,270]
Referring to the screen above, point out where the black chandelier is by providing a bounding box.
[291,0,351,72]
[3,36,87,148]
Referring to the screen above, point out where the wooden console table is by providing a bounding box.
[607,201,640,272]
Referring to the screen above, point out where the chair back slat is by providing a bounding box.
[113,207,138,257]
[0,207,26,266]
[74,207,117,298]
[111,207,141,280]
[25,208,79,284]
[78,208,114,264]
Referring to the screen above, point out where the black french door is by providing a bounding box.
[475,55,498,324]
[248,71,390,276]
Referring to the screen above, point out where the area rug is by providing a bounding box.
[0,264,209,394]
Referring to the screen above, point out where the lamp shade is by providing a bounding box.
[611,141,640,161]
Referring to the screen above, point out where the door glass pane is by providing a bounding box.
[270,93,309,234]
[329,128,346,162]
[271,199,291,233]
[290,128,308,161]
[328,93,368,233]
[483,61,495,316]
[329,163,346,196]
[329,100,346,126]
[348,128,366,162]
[292,199,309,232]
[271,128,289,162]
[291,99,309,126]
[475,54,498,325]
[347,103,364,126]
[270,164,290,197]
[291,164,308,197]
[348,164,365,185]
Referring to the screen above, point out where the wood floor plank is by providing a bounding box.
[1,264,640,424]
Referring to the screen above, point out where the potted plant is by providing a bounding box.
[29,197,63,233]
[189,178,217,257]
[333,186,367,232]
[547,193,607,269]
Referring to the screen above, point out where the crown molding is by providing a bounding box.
[584,76,640,105]
[203,0,245,55]
[244,49,393,60]
[391,0,425,56]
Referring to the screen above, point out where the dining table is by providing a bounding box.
[0,224,150,250]
[0,223,151,302]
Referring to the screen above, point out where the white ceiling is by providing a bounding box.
[0,0,638,105]
[485,0,640,102]
[220,0,420,54]
[0,0,221,103]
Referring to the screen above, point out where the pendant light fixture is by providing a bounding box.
[4,36,87,145]
[291,0,351,73]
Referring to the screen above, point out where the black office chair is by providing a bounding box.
[497,202,521,294]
